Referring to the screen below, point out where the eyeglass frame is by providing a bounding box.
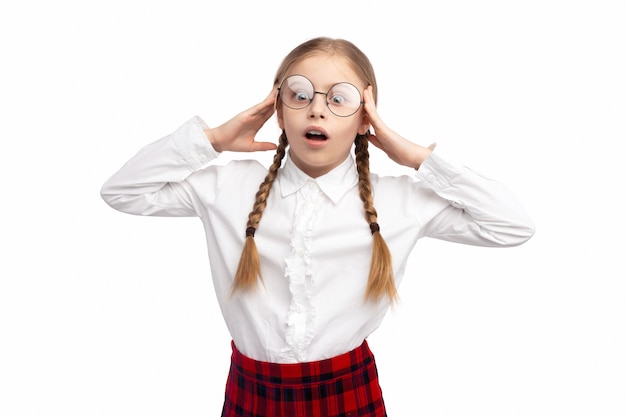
[277,74,365,117]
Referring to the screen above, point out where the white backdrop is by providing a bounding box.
[1,1,625,416]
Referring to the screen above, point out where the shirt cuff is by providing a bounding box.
[171,115,220,171]
[414,150,463,192]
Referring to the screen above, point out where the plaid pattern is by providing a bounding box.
[221,340,387,417]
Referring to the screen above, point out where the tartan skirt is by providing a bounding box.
[221,340,387,417]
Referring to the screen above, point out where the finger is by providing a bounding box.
[428,142,437,151]
[251,89,278,117]
[265,87,279,114]
[367,133,383,150]
[362,86,375,112]
[362,86,383,128]
[263,95,278,115]
[266,87,278,106]
[249,141,278,152]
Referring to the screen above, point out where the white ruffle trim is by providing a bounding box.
[280,182,323,362]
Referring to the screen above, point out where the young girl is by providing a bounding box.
[101,37,534,417]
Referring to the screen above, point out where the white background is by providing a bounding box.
[1,1,625,416]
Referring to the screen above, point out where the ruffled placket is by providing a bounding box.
[280,180,325,362]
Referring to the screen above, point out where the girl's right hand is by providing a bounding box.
[204,88,278,153]
[363,86,435,169]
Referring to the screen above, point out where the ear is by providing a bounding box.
[357,114,371,135]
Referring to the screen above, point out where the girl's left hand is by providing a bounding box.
[363,86,435,169]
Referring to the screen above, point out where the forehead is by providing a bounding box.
[287,54,364,89]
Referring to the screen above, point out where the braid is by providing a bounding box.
[231,132,289,295]
[354,133,378,223]
[354,133,398,303]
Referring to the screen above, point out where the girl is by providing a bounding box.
[101,37,534,417]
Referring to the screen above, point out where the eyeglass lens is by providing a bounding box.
[279,75,362,117]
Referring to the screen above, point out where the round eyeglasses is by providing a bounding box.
[277,75,364,117]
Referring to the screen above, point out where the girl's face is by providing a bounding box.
[277,54,370,178]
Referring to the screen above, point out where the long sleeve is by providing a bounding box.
[100,116,219,217]
[413,151,535,247]
[99,118,536,363]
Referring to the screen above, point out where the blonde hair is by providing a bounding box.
[232,37,398,303]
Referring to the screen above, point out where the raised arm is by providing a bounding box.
[363,86,534,247]
[101,89,278,216]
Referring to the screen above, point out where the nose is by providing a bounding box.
[307,92,327,118]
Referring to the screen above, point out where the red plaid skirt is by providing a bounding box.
[221,340,387,417]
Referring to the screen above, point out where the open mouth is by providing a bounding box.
[305,130,328,141]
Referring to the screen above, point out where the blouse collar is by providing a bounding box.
[278,152,359,204]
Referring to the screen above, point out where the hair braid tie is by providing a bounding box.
[245,227,256,237]
[369,222,380,234]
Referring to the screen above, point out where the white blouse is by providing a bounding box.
[101,116,535,363]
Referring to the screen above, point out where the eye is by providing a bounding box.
[329,94,346,105]
[283,75,314,104]
[328,83,360,107]
[295,91,310,102]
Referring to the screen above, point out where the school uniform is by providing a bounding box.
[101,116,534,416]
